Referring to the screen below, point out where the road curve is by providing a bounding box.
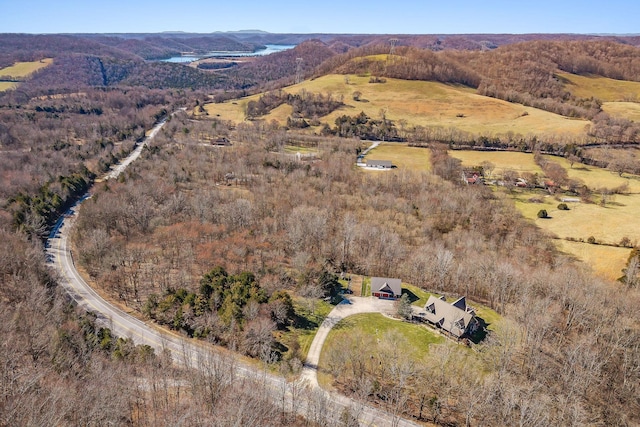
[45,117,421,427]
[301,296,397,387]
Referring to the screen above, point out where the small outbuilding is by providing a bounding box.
[371,277,402,299]
[367,160,394,169]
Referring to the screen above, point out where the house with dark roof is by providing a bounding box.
[367,160,394,169]
[371,277,402,299]
[422,295,479,338]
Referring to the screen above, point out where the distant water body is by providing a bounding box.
[162,44,296,63]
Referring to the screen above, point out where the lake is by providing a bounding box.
[162,44,296,63]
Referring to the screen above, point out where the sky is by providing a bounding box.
[1,0,638,35]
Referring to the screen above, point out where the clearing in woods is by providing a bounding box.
[0,58,53,78]
[0,58,53,91]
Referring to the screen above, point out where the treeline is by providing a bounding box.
[246,89,343,120]
[322,111,400,141]
[144,267,297,360]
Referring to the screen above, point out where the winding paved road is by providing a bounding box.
[45,117,420,427]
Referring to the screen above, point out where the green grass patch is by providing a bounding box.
[321,313,445,363]
[361,277,371,296]
[279,297,334,360]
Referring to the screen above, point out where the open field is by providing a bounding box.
[0,82,18,92]
[558,71,640,102]
[450,150,543,176]
[444,150,640,281]
[205,74,591,139]
[0,58,52,79]
[542,154,640,192]
[557,240,630,281]
[364,143,431,171]
[602,101,640,122]
[512,188,640,280]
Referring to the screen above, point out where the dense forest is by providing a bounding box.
[2,32,640,426]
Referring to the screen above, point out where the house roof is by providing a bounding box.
[367,160,393,168]
[371,277,402,296]
[423,295,475,337]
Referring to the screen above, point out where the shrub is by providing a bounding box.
[557,203,569,210]
[537,209,548,218]
[587,236,597,244]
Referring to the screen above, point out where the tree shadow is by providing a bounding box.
[401,288,420,304]
[292,312,320,330]
[469,317,490,344]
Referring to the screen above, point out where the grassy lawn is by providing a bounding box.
[204,73,590,139]
[602,102,640,122]
[364,143,431,172]
[319,313,445,367]
[558,71,640,102]
[0,58,52,78]
[450,150,544,176]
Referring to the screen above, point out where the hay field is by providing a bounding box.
[0,58,52,78]
[450,149,640,280]
[364,143,431,171]
[542,154,640,192]
[450,150,543,176]
[558,71,640,102]
[303,75,589,138]
[602,102,640,122]
[0,82,18,92]
[557,240,630,281]
[205,74,590,138]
